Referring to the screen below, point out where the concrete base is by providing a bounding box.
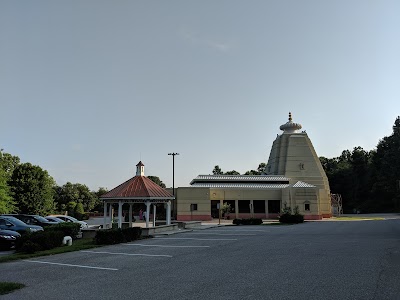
[172,221,203,229]
[142,224,179,236]
[82,228,99,239]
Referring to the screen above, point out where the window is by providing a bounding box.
[190,204,198,211]
[268,200,281,214]
[305,203,310,211]
[253,200,266,213]
[238,200,250,213]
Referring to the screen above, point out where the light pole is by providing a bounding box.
[168,153,179,196]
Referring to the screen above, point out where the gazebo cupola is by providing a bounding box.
[136,161,145,176]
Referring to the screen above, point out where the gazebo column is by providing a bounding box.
[166,201,171,225]
[128,203,133,227]
[118,201,123,229]
[153,204,157,227]
[145,201,150,228]
[108,203,113,226]
[103,201,107,229]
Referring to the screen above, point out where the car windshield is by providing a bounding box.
[67,216,79,222]
[47,217,63,222]
[35,216,50,222]
[1,216,28,226]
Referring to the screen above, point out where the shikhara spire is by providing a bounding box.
[279,112,302,133]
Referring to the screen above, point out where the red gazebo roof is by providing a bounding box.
[101,176,174,199]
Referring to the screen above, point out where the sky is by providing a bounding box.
[1,0,399,191]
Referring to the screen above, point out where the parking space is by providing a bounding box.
[15,226,266,272]
[1,221,400,300]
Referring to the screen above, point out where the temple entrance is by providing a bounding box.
[211,200,219,218]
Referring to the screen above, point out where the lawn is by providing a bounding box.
[0,238,99,264]
[0,282,25,295]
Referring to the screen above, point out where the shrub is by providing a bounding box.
[94,228,125,245]
[279,205,304,224]
[121,227,142,242]
[94,227,142,245]
[45,223,81,238]
[16,230,65,253]
[232,218,263,225]
[19,241,42,254]
[233,218,241,225]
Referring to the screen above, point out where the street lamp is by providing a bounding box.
[168,153,179,196]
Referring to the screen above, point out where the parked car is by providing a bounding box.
[2,214,59,227]
[45,216,65,223]
[47,215,89,229]
[0,229,21,250]
[0,216,43,234]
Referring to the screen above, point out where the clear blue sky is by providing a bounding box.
[1,1,399,191]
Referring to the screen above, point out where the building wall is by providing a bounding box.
[175,187,211,221]
[174,186,324,220]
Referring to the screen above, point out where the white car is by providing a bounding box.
[47,215,89,229]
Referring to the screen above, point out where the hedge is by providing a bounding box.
[16,231,65,254]
[45,223,81,239]
[94,227,142,245]
[232,218,263,225]
[279,213,304,224]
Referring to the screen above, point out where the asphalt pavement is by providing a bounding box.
[0,219,399,300]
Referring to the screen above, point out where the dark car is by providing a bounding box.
[0,229,21,250]
[45,216,65,223]
[0,216,43,234]
[3,214,58,227]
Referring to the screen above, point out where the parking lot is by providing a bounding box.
[1,219,400,300]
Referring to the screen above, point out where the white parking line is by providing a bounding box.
[154,237,238,241]
[24,260,118,271]
[122,244,210,248]
[81,250,172,258]
[206,229,270,232]
[189,232,256,236]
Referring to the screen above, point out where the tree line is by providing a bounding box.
[212,163,267,175]
[0,151,166,217]
[320,116,400,213]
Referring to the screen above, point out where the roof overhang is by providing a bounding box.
[190,175,290,185]
[101,197,175,203]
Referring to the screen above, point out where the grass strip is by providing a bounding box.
[0,282,25,295]
[0,238,99,264]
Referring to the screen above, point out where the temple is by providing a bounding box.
[173,113,332,220]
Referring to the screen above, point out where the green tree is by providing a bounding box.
[0,150,20,180]
[257,163,266,174]
[212,165,223,175]
[225,170,240,175]
[148,176,166,188]
[91,187,108,212]
[0,167,15,214]
[74,202,85,220]
[9,163,55,215]
[370,116,400,212]
[53,182,96,212]
[243,163,266,175]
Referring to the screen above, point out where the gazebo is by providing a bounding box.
[100,161,175,228]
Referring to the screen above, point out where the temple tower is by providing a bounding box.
[265,113,331,217]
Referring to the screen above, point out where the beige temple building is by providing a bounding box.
[173,113,332,221]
